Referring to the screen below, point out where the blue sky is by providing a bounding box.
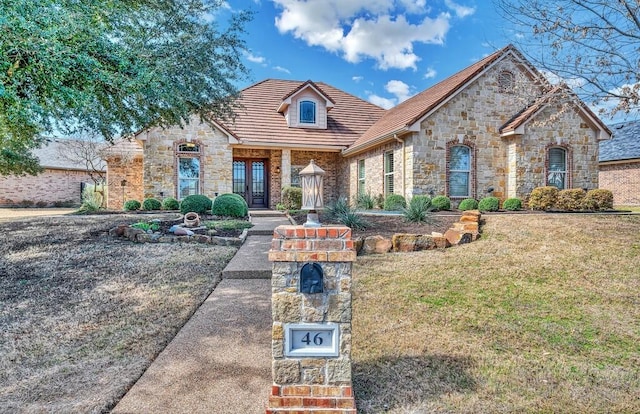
[221,0,515,110]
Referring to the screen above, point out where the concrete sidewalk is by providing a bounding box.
[112,210,291,414]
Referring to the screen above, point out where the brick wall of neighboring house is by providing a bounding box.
[344,57,601,204]
[105,156,144,210]
[599,161,640,206]
[0,169,93,206]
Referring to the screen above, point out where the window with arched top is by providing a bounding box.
[498,70,515,93]
[448,145,472,197]
[299,100,316,124]
[176,142,202,199]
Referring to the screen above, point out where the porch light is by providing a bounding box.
[300,159,325,227]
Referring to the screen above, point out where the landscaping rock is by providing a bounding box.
[362,235,392,254]
[392,234,438,252]
[174,227,195,236]
[444,229,473,245]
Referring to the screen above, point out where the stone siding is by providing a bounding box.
[0,169,94,206]
[599,161,640,206]
[346,142,402,202]
[105,156,144,210]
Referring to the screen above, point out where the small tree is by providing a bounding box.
[56,135,107,207]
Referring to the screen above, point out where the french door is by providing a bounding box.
[233,159,268,208]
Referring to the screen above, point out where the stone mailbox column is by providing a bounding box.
[267,225,357,414]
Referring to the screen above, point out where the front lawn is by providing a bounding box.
[352,213,640,413]
[0,213,238,413]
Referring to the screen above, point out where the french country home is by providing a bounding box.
[104,45,611,210]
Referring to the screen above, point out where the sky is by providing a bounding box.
[220,0,519,110]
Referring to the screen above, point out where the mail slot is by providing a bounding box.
[300,263,323,294]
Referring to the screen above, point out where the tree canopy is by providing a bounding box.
[0,0,251,175]
[497,0,640,119]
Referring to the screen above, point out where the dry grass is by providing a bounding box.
[352,213,640,413]
[0,213,237,413]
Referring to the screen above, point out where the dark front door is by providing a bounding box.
[233,159,268,208]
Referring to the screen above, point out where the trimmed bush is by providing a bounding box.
[281,186,302,210]
[180,194,213,214]
[478,196,500,212]
[123,200,141,211]
[403,195,433,223]
[383,194,406,211]
[374,194,385,209]
[583,189,614,211]
[162,197,180,210]
[211,193,248,217]
[458,198,478,211]
[502,197,522,211]
[142,198,162,211]
[555,189,586,211]
[431,195,451,211]
[528,186,559,210]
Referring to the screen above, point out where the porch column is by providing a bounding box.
[281,149,292,188]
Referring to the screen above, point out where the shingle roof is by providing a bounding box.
[220,79,386,150]
[101,138,143,159]
[600,120,640,162]
[33,139,106,171]
[345,45,520,154]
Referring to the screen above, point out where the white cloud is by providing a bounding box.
[352,76,364,82]
[424,67,437,79]
[541,70,586,89]
[246,52,267,65]
[272,0,452,70]
[368,79,414,108]
[273,65,291,74]
[368,94,397,109]
[444,0,476,18]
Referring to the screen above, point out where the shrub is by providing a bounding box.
[162,197,180,210]
[502,197,522,211]
[374,194,385,209]
[431,195,451,211]
[528,186,559,210]
[18,200,34,207]
[78,188,103,213]
[205,219,253,231]
[211,193,248,217]
[281,186,302,210]
[355,191,375,209]
[403,195,433,223]
[180,194,213,215]
[478,196,500,212]
[124,200,141,211]
[583,189,614,211]
[383,194,406,211]
[337,211,370,230]
[555,189,586,211]
[35,201,49,208]
[142,198,162,211]
[458,198,478,211]
[326,197,369,230]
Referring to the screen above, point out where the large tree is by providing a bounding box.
[0,0,251,175]
[497,0,640,119]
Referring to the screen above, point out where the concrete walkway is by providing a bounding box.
[112,210,291,414]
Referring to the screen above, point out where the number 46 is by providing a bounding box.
[301,332,323,346]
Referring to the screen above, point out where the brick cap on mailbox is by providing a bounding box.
[269,225,356,263]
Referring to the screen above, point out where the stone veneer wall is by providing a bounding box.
[343,58,602,203]
[105,156,144,210]
[0,169,95,206]
[140,120,233,201]
[268,226,356,413]
[599,161,640,206]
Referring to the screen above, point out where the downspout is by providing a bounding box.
[394,134,406,198]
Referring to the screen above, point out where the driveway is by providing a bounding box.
[0,208,76,222]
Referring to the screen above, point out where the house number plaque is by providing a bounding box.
[284,323,340,357]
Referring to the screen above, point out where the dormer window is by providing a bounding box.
[299,100,316,124]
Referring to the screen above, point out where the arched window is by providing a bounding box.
[176,142,202,199]
[299,100,316,124]
[448,145,471,197]
[547,147,568,189]
[498,70,515,93]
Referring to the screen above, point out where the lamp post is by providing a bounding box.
[299,159,325,227]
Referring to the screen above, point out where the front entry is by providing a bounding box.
[233,159,268,208]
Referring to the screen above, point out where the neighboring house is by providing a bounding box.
[0,138,105,207]
[599,121,640,206]
[104,45,610,210]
